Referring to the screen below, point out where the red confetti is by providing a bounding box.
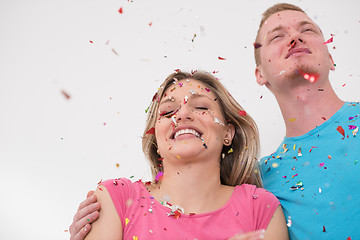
[298,69,319,83]
[218,56,226,60]
[118,7,123,14]
[336,126,345,137]
[61,90,71,100]
[239,111,246,116]
[146,127,155,134]
[149,22,152,26]
[322,225,326,232]
[323,36,333,45]
[253,43,262,49]
[347,237,352,240]
[89,40,93,43]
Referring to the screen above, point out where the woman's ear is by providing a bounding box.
[225,123,236,144]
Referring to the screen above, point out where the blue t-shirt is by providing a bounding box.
[260,102,360,240]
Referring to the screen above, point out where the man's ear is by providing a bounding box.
[329,53,335,71]
[255,66,267,86]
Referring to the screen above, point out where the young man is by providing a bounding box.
[254,3,359,240]
[69,3,359,240]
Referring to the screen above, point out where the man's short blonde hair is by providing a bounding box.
[254,3,305,66]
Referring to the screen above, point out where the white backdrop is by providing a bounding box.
[0,0,359,239]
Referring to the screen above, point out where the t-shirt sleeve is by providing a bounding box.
[252,186,280,230]
[101,178,133,228]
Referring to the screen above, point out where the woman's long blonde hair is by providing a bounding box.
[142,70,263,187]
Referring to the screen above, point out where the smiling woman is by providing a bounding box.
[70,70,289,240]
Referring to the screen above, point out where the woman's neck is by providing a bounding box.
[148,161,233,215]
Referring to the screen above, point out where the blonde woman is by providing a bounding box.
[69,71,288,240]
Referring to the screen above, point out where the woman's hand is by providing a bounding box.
[69,191,101,240]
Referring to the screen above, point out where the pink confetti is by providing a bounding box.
[204,88,210,92]
[239,111,246,116]
[292,173,298,178]
[323,35,334,45]
[319,162,325,167]
[349,125,357,130]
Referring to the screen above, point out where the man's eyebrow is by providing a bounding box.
[298,20,315,27]
[268,25,285,35]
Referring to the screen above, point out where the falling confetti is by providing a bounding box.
[118,7,123,14]
[323,34,334,45]
[218,56,226,60]
[146,127,155,134]
[112,48,119,55]
[191,33,197,42]
[61,90,71,100]
[238,111,246,116]
[352,127,358,136]
[322,225,326,232]
[155,171,163,182]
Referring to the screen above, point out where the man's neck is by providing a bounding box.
[275,80,344,137]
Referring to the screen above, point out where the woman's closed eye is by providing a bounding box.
[195,107,209,110]
[160,109,178,118]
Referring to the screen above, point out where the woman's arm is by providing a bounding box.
[263,206,289,240]
[84,185,123,240]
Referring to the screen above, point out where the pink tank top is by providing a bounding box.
[102,178,279,240]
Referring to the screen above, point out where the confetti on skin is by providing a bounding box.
[297,70,319,83]
[253,42,262,49]
[289,118,296,122]
[61,90,71,99]
[146,127,155,134]
[214,117,225,126]
[118,7,123,14]
[155,171,163,182]
[336,126,345,138]
[218,56,226,60]
[204,88,210,92]
[238,111,246,116]
[176,155,181,159]
[184,95,188,104]
[189,89,196,95]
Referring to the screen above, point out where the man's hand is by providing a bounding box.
[69,191,101,240]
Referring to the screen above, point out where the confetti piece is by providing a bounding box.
[319,162,325,167]
[287,216,292,227]
[281,144,288,153]
[354,160,358,165]
[253,43,262,49]
[282,176,287,178]
[323,35,334,45]
[204,88,210,92]
[347,237,352,240]
[176,155,181,159]
[289,118,296,122]
[252,194,258,199]
[228,148,233,154]
[218,56,226,60]
[116,163,120,168]
[61,90,71,99]
[112,48,119,55]
[191,33,197,42]
[89,40,93,43]
[272,163,279,168]
[336,126,345,137]
[118,7,123,14]
[292,173,298,178]
[352,127,358,136]
[297,69,319,83]
[146,127,155,134]
[133,236,138,240]
[319,188,322,193]
[322,225,326,232]
[238,111,246,116]
[149,22,152,26]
